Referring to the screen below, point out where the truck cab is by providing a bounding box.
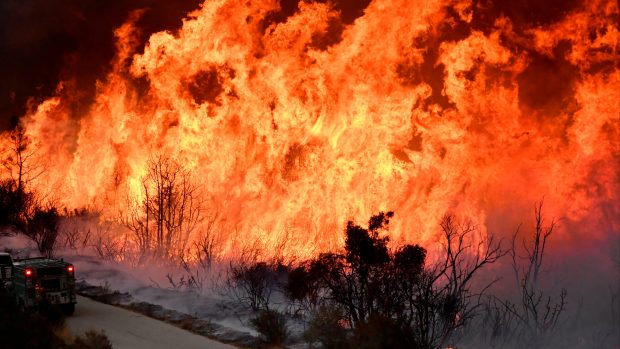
[11,257,77,315]
[0,252,13,291]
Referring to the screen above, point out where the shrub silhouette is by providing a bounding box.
[288,212,504,349]
[228,260,283,311]
[69,330,113,349]
[250,309,289,346]
[26,206,61,257]
[0,179,31,233]
[303,306,349,349]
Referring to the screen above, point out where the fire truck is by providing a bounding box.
[9,257,77,315]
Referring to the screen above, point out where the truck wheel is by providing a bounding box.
[62,303,75,316]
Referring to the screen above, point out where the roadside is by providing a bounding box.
[66,295,237,349]
[76,282,256,348]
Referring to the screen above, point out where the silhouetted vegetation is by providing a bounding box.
[302,306,349,349]
[227,259,288,311]
[0,127,65,257]
[285,211,505,349]
[26,206,61,258]
[0,177,64,257]
[250,309,289,347]
[0,179,31,233]
[464,201,570,349]
[68,330,113,349]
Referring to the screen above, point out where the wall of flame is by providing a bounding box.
[2,0,618,257]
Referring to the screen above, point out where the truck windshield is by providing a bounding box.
[0,255,12,264]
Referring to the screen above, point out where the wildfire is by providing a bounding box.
[2,0,618,258]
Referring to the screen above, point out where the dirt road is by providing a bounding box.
[66,296,237,349]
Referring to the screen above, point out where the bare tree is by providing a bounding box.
[1,125,43,191]
[403,215,505,348]
[164,214,223,293]
[228,260,278,311]
[1,126,43,234]
[121,186,152,260]
[496,201,566,348]
[91,220,129,262]
[121,155,202,262]
[460,202,569,349]
[58,209,97,250]
[190,211,222,270]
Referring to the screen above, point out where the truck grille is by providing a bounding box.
[41,279,61,290]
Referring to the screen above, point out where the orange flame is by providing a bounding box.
[3,0,619,258]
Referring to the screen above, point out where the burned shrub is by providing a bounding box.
[250,309,289,346]
[284,262,323,312]
[228,261,280,311]
[303,306,349,349]
[304,212,395,326]
[26,207,61,257]
[0,179,32,232]
[69,330,113,349]
[349,314,412,349]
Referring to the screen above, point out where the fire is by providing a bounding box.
[2,0,618,258]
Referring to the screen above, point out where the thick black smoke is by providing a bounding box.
[0,0,203,131]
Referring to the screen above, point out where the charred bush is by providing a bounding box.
[284,262,323,312]
[303,211,397,326]
[69,330,113,349]
[0,178,64,258]
[303,306,349,349]
[0,179,31,232]
[250,309,289,346]
[26,206,61,257]
[228,260,282,311]
[349,315,412,349]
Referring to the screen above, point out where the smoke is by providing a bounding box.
[0,0,204,131]
[0,0,379,132]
